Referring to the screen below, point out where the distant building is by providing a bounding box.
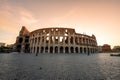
[15,26,98,54]
[113,46,120,52]
[0,42,5,47]
[97,46,102,53]
[102,44,111,52]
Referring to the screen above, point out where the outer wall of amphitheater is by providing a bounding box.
[29,28,98,54]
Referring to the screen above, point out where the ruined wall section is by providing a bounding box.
[15,26,30,53]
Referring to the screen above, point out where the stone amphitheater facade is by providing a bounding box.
[15,26,98,54]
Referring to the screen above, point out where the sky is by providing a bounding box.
[0,0,120,48]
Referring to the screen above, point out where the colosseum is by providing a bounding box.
[15,26,98,54]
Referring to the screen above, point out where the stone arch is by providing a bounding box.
[70,47,74,53]
[65,47,69,53]
[87,47,89,54]
[65,37,68,44]
[70,37,74,44]
[60,46,63,53]
[75,37,78,45]
[19,38,23,43]
[50,46,53,53]
[41,47,44,53]
[84,47,86,53]
[55,46,58,53]
[25,44,29,53]
[80,47,82,53]
[37,47,39,53]
[83,38,85,44]
[75,47,79,53]
[45,46,48,53]
[17,45,21,52]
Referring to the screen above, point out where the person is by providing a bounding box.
[36,53,38,56]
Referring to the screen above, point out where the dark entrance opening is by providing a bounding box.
[75,47,78,53]
[70,37,73,44]
[70,47,74,53]
[80,47,82,53]
[19,38,23,43]
[45,46,48,53]
[25,44,29,53]
[41,47,44,53]
[84,48,86,53]
[55,46,58,53]
[60,46,63,53]
[88,48,89,54]
[37,47,39,53]
[17,45,21,52]
[65,47,69,53]
[50,47,53,53]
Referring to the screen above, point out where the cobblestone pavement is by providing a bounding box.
[0,53,120,80]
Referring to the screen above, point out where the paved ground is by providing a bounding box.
[0,53,120,80]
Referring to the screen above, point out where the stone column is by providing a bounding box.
[35,38,37,54]
[43,33,46,53]
[73,34,75,53]
[58,31,60,53]
[73,34,75,45]
[68,34,70,45]
[68,34,71,53]
[78,47,80,53]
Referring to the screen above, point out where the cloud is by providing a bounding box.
[0,2,39,44]
[19,9,38,24]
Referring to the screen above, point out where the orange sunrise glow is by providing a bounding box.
[0,0,120,48]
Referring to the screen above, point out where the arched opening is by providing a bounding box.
[50,47,53,53]
[70,37,73,44]
[25,36,29,43]
[55,46,58,53]
[25,44,29,53]
[55,36,58,44]
[70,47,74,53]
[65,37,68,44]
[65,47,69,53]
[87,48,89,54]
[84,48,86,53]
[83,38,85,44]
[41,47,44,53]
[37,47,39,53]
[17,45,21,52]
[75,47,78,53]
[19,38,23,43]
[45,46,48,53]
[60,46,63,53]
[75,37,78,45]
[80,47,82,53]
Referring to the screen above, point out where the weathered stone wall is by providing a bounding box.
[15,26,30,53]
[29,28,97,54]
